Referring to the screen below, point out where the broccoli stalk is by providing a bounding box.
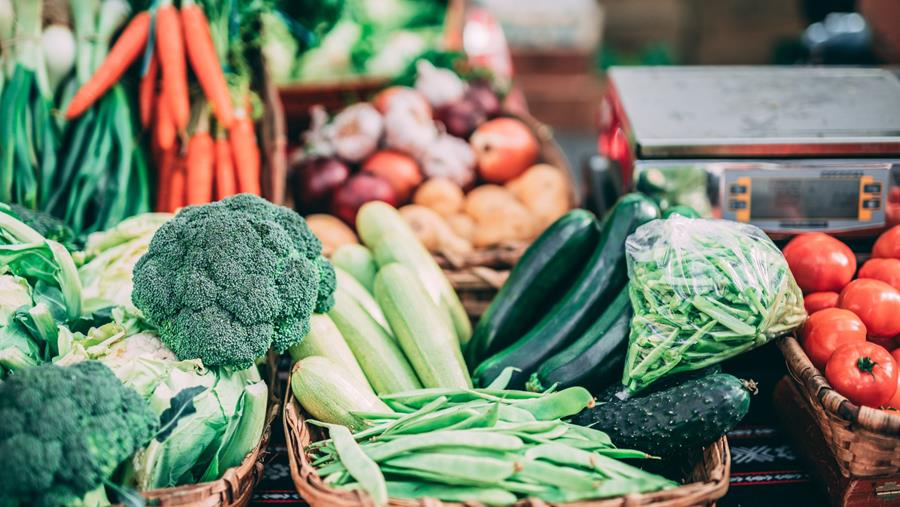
[131,194,336,368]
[0,361,157,507]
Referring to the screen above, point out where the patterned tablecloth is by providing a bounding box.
[250,345,826,507]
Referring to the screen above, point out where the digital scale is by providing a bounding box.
[592,66,900,238]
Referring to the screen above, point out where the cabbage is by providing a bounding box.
[54,314,268,489]
[0,274,42,375]
[76,212,171,312]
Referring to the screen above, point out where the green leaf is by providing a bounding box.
[156,385,207,442]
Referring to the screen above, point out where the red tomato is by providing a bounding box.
[839,279,900,338]
[890,349,900,409]
[804,292,840,314]
[859,258,900,291]
[783,233,856,293]
[802,308,868,370]
[873,226,900,259]
[825,342,898,407]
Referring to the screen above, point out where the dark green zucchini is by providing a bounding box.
[573,373,751,457]
[465,210,600,366]
[662,205,700,219]
[526,287,631,393]
[472,193,660,389]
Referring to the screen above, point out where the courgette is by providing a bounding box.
[335,266,392,335]
[332,244,378,292]
[329,289,422,394]
[526,287,631,393]
[357,201,472,346]
[466,209,600,365]
[375,263,472,389]
[288,313,371,390]
[291,356,392,431]
[572,373,751,457]
[472,194,660,388]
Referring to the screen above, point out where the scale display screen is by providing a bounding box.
[750,178,860,220]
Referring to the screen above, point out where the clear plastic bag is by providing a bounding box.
[622,216,806,392]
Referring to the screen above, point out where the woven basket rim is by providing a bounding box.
[778,335,900,436]
[138,355,282,506]
[282,370,731,507]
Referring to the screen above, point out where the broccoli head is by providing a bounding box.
[131,194,336,368]
[0,361,157,507]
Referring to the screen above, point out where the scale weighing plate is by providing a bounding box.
[608,66,900,158]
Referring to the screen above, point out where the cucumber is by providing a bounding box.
[288,313,371,390]
[329,289,422,394]
[472,194,659,388]
[291,356,392,431]
[526,287,631,393]
[334,266,392,335]
[357,201,472,346]
[573,373,751,457]
[375,263,472,389]
[332,244,377,292]
[466,209,599,365]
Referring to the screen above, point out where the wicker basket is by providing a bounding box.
[282,371,731,507]
[138,355,282,506]
[778,335,900,478]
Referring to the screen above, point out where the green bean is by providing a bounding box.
[364,396,450,440]
[512,387,594,420]
[383,452,517,483]
[328,424,388,506]
[497,404,537,423]
[384,480,518,506]
[513,459,599,491]
[484,366,518,390]
[364,431,524,462]
[562,424,613,446]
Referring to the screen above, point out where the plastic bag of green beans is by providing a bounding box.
[621,216,806,393]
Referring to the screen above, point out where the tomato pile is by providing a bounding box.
[786,228,900,410]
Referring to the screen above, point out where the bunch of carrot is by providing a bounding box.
[65,0,262,212]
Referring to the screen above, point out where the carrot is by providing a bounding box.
[156,2,190,131]
[185,110,215,205]
[169,151,187,211]
[215,134,237,200]
[155,91,176,151]
[181,0,234,127]
[139,49,158,129]
[155,144,177,212]
[66,11,151,119]
[229,108,261,195]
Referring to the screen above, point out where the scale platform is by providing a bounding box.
[607,66,900,158]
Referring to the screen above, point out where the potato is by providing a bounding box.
[399,205,472,255]
[464,184,518,220]
[471,201,537,248]
[306,214,358,256]
[506,164,570,229]
[412,178,464,217]
[447,214,475,241]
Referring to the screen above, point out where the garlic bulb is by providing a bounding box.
[419,133,476,188]
[415,60,465,108]
[384,106,437,159]
[326,103,383,162]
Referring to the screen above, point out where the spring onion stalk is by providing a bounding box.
[92,0,130,72]
[13,0,50,98]
[69,0,100,84]
[0,0,13,82]
[41,25,77,94]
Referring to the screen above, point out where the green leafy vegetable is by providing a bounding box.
[622,216,806,392]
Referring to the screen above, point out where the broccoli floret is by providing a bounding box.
[0,361,157,507]
[4,204,78,251]
[131,194,336,368]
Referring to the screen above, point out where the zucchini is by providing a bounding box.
[291,356,392,431]
[472,194,659,388]
[332,244,377,292]
[375,263,472,389]
[334,266,391,335]
[573,373,751,457]
[288,313,371,390]
[357,201,472,346]
[526,287,631,393]
[329,289,422,394]
[662,205,700,219]
[466,209,599,365]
